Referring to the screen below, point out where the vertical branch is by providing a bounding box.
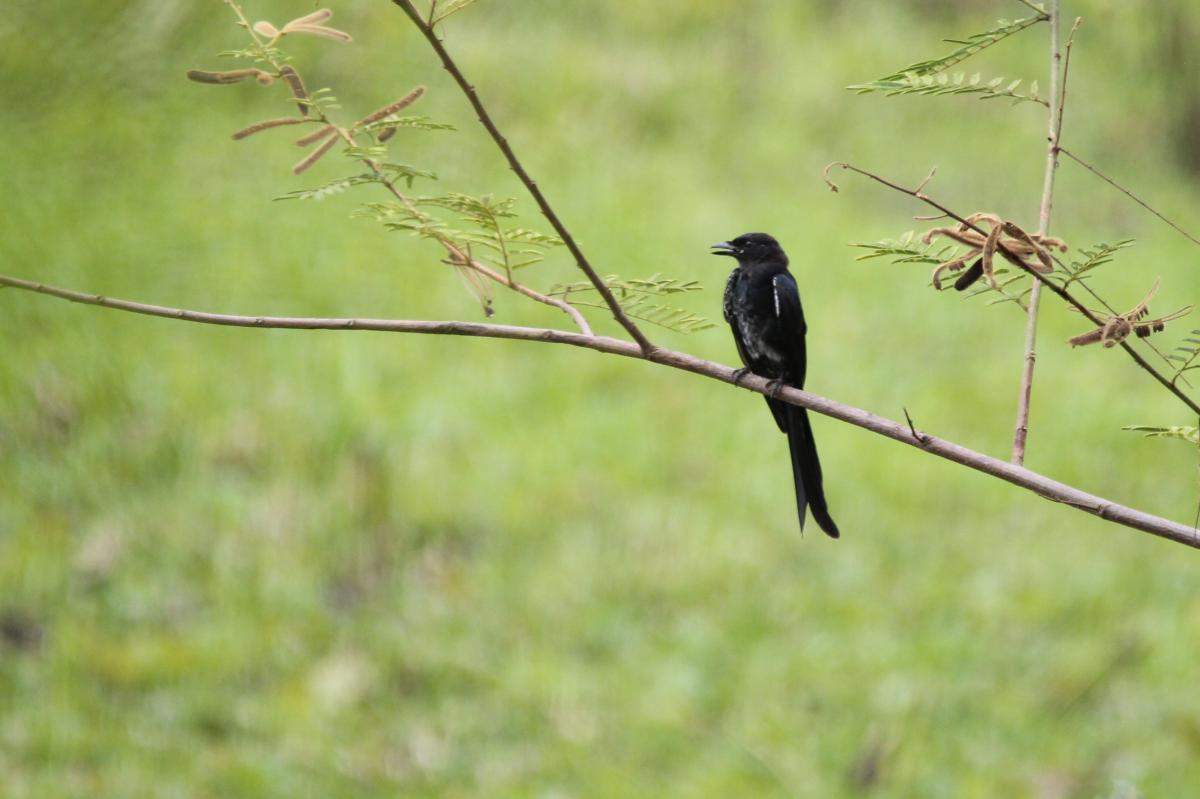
[1012,5,1077,465]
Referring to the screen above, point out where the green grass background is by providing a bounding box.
[3,1,1200,796]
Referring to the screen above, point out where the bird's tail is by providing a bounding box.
[785,404,840,538]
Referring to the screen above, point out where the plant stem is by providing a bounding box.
[1012,3,1069,465]
[825,160,1200,419]
[4,269,1198,549]
[389,0,655,353]
[219,2,591,335]
[1060,147,1200,249]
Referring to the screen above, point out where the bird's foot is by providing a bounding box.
[765,378,790,398]
[731,367,753,386]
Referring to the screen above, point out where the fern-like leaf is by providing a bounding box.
[1168,329,1200,385]
[852,13,1047,92]
[432,0,483,26]
[358,195,562,277]
[617,297,716,333]
[1123,425,1200,445]
[275,163,438,201]
[549,274,713,334]
[849,72,1045,106]
[1058,239,1135,288]
[361,115,456,134]
[852,231,961,266]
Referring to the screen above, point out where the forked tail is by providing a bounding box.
[785,403,840,538]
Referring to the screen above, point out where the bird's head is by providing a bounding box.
[710,232,788,268]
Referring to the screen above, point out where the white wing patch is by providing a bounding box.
[772,275,783,318]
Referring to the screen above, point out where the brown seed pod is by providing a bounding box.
[355,87,426,129]
[293,135,339,175]
[231,117,309,141]
[1001,222,1054,273]
[295,124,337,147]
[186,68,263,85]
[953,259,985,291]
[279,66,310,116]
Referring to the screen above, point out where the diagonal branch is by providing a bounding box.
[1060,147,1200,249]
[825,161,1200,418]
[3,270,1198,550]
[388,0,655,353]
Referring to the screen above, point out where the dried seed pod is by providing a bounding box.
[255,72,275,86]
[378,127,397,143]
[922,225,986,248]
[1137,322,1164,338]
[231,117,309,141]
[253,20,280,40]
[284,9,334,28]
[279,66,310,116]
[355,87,426,129]
[1001,222,1054,273]
[1068,328,1106,347]
[187,68,262,85]
[293,135,339,175]
[980,221,1003,289]
[283,24,352,43]
[295,124,336,147]
[1102,318,1133,347]
[930,252,978,291]
[953,259,985,291]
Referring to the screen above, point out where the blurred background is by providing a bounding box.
[2,0,1200,796]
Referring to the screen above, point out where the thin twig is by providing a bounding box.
[1013,9,1078,465]
[3,270,1197,548]
[1059,147,1200,249]
[1013,0,1052,17]
[903,407,928,445]
[825,161,1200,418]
[388,0,655,354]
[221,3,591,336]
[331,123,594,334]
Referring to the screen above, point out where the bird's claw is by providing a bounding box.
[731,367,752,386]
[766,378,789,398]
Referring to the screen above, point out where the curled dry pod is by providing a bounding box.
[1001,222,1054,273]
[980,222,1003,289]
[378,127,397,143]
[279,66,310,116]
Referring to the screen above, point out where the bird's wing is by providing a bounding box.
[724,269,757,371]
[771,272,809,387]
[722,269,739,323]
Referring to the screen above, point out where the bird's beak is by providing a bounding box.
[710,242,739,257]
